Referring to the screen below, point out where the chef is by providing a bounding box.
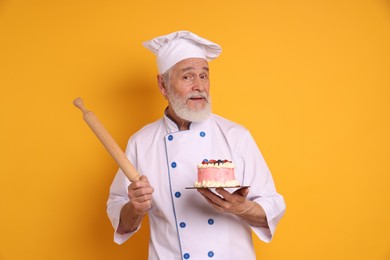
[107,30,286,259]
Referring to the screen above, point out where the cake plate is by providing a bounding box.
[185,186,250,189]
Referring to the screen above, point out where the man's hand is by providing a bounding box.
[197,187,250,215]
[117,175,154,234]
[197,187,268,228]
[127,175,154,216]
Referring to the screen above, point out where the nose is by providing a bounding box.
[191,77,206,92]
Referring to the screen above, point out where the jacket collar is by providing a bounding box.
[163,109,213,134]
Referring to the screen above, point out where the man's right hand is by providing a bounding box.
[117,175,154,234]
[127,175,154,216]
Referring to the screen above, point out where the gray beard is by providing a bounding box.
[167,91,212,123]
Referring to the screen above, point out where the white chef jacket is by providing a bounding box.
[107,113,286,260]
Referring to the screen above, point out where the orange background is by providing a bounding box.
[1,1,389,259]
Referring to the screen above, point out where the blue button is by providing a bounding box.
[208,219,214,225]
[175,192,181,198]
[183,253,190,259]
[200,131,206,137]
[208,251,214,257]
[171,162,177,168]
[168,135,173,141]
[180,222,186,228]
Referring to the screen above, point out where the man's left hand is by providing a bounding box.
[197,187,252,216]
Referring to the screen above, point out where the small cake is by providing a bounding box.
[195,159,240,188]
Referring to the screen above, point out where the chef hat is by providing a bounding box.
[143,30,222,74]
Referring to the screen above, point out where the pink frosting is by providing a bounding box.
[197,167,235,183]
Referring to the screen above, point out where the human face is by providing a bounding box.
[165,58,211,122]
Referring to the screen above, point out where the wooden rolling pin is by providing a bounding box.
[73,97,139,182]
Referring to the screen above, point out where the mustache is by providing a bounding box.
[187,92,208,100]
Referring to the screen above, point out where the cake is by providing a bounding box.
[195,159,240,188]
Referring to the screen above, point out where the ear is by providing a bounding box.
[157,74,168,99]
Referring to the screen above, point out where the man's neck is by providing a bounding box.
[166,107,191,131]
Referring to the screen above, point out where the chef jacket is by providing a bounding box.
[107,113,286,260]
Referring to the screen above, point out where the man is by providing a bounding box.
[107,30,286,259]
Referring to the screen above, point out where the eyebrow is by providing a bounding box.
[181,66,209,73]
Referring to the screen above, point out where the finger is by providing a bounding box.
[215,188,230,199]
[197,188,213,196]
[133,193,153,203]
[129,186,154,199]
[129,177,154,193]
[198,188,223,201]
[129,180,149,189]
[139,175,149,182]
[129,181,144,191]
[133,200,153,214]
[202,195,224,212]
[233,187,249,198]
[199,189,227,206]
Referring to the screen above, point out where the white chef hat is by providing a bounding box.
[143,30,222,74]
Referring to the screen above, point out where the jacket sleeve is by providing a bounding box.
[239,130,286,242]
[106,139,141,244]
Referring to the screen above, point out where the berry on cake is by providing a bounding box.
[195,159,240,188]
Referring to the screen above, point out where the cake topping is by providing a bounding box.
[198,159,234,168]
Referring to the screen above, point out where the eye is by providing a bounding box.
[183,74,193,80]
[200,73,209,80]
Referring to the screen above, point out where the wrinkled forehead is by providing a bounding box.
[172,58,209,73]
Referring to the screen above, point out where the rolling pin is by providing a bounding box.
[73,97,139,182]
